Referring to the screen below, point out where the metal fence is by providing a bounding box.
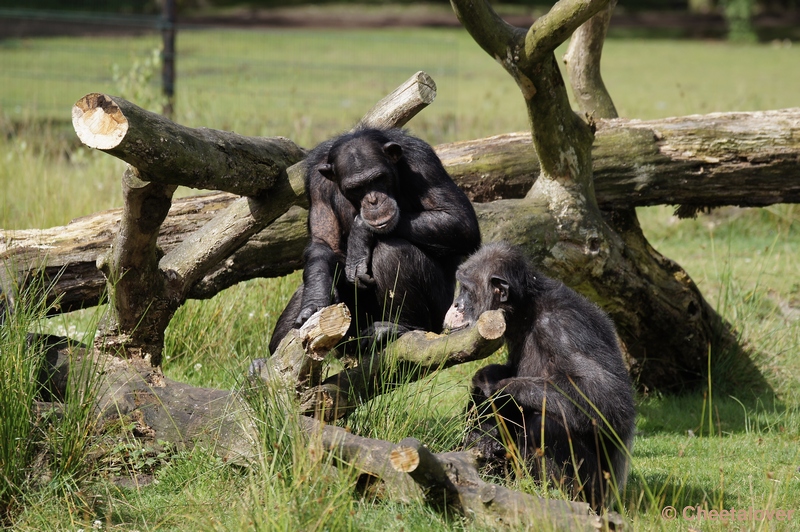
[0,8,462,146]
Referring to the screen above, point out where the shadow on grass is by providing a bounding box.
[636,389,790,436]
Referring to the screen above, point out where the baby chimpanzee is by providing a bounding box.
[444,241,635,509]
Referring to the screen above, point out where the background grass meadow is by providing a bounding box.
[1,18,799,531]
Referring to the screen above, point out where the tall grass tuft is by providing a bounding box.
[0,274,104,526]
[242,378,359,530]
[0,282,50,524]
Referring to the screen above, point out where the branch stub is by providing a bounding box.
[72,93,129,150]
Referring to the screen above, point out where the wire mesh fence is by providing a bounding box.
[0,8,463,146]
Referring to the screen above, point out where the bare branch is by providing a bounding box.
[252,304,351,391]
[299,310,506,420]
[449,0,524,60]
[388,437,625,530]
[563,0,618,119]
[525,0,611,64]
[72,93,306,197]
[158,171,305,293]
[357,71,437,130]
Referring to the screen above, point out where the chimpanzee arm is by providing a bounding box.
[297,241,338,326]
[345,215,376,286]
[392,183,480,257]
[298,190,345,326]
[492,376,597,434]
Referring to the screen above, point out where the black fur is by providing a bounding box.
[270,128,480,353]
[445,241,635,509]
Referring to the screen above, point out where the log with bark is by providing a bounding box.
[298,309,507,420]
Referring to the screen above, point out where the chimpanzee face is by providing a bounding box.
[443,260,510,332]
[317,138,403,234]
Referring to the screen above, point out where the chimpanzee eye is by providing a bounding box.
[343,184,365,200]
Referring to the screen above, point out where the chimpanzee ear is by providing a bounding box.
[382,142,403,163]
[317,163,336,180]
[490,276,510,303]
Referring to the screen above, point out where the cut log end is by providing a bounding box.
[412,71,437,105]
[390,445,421,473]
[302,303,351,356]
[475,309,506,341]
[72,93,129,150]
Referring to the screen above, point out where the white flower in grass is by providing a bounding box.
[194,363,202,372]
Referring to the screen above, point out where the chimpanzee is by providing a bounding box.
[268,128,481,355]
[444,241,635,509]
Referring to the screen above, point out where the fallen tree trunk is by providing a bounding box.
[3,108,799,313]
[386,437,623,530]
[448,109,800,212]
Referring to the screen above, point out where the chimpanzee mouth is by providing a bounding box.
[370,211,400,234]
[443,323,469,333]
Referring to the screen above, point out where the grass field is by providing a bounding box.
[1,20,799,531]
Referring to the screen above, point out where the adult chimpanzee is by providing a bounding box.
[268,128,481,355]
[444,241,635,509]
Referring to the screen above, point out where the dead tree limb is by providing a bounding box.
[251,303,351,392]
[298,310,506,420]
[72,92,306,197]
[388,437,624,530]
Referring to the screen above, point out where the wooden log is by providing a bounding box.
[72,93,306,197]
[251,303,350,391]
[356,70,437,130]
[388,438,624,530]
[446,109,800,210]
[95,166,178,361]
[3,109,800,313]
[298,310,506,421]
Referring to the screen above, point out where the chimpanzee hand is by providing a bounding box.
[294,304,320,327]
[358,321,411,352]
[345,215,376,287]
[471,364,515,398]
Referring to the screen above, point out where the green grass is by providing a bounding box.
[1,21,799,531]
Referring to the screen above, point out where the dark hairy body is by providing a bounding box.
[444,242,635,509]
[268,128,481,354]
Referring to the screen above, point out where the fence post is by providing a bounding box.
[161,0,177,118]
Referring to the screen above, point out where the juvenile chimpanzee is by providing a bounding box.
[269,128,481,354]
[444,241,635,509]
